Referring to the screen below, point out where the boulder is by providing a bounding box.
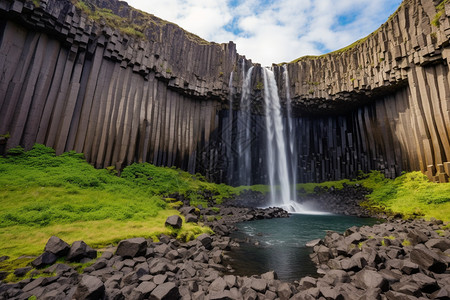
[354,269,389,291]
[425,238,450,252]
[306,239,322,247]
[44,236,70,257]
[209,277,227,293]
[165,215,182,229]
[410,248,447,273]
[129,281,156,300]
[31,252,57,268]
[73,275,105,300]
[197,233,213,250]
[67,241,97,262]
[115,238,147,258]
[185,214,198,223]
[250,278,267,293]
[150,282,179,300]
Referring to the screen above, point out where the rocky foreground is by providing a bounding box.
[0,205,449,300]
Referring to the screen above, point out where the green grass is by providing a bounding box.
[431,0,449,27]
[293,170,450,221]
[0,145,220,262]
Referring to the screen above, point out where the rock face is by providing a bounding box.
[0,0,450,184]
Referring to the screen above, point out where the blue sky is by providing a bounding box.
[126,0,403,66]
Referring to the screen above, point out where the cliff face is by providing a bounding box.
[0,0,450,183]
[0,0,251,173]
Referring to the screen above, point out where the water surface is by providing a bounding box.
[226,214,380,281]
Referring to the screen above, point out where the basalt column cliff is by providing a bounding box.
[0,0,450,184]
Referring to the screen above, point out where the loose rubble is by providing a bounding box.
[0,205,448,299]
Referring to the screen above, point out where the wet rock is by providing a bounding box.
[165,215,183,229]
[44,236,70,257]
[115,238,147,258]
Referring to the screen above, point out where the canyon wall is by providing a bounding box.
[0,0,450,183]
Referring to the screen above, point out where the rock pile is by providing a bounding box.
[1,205,448,300]
[0,206,289,300]
[302,219,450,299]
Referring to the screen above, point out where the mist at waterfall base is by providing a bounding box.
[226,214,380,281]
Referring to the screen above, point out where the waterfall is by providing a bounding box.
[237,64,254,186]
[283,65,297,203]
[263,68,292,207]
[227,71,234,183]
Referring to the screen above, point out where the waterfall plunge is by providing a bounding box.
[263,68,307,213]
[263,68,291,208]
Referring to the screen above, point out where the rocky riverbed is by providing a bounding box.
[0,204,449,300]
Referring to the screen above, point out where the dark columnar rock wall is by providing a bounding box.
[0,0,450,183]
[0,0,251,172]
[275,0,450,182]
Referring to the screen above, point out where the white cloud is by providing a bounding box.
[125,0,402,66]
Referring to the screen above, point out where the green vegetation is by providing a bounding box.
[295,171,450,221]
[67,0,209,45]
[431,0,449,27]
[0,145,227,261]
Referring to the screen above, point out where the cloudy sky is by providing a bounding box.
[126,0,403,66]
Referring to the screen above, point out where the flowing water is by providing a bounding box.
[237,65,254,186]
[226,214,380,281]
[263,68,292,208]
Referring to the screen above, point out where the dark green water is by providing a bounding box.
[227,214,380,281]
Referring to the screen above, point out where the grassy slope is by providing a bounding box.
[1,145,449,270]
[240,171,450,222]
[0,145,229,261]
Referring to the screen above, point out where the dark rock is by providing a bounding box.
[390,282,422,297]
[165,215,183,229]
[73,275,105,300]
[31,252,57,268]
[250,278,267,293]
[150,282,179,300]
[67,241,97,262]
[425,238,450,252]
[385,290,418,300]
[209,277,227,293]
[410,247,447,273]
[116,238,147,258]
[354,269,389,291]
[306,239,322,247]
[44,236,70,257]
[14,267,32,277]
[407,230,428,245]
[185,214,198,223]
[411,273,439,293]
[129,281,156,300]
[277,282,292,299]
[197,233,213,250]
[0,256,9,262]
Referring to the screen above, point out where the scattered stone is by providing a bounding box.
[67,241,97,262]
[150,282,179,300]
[165,215,183,229]
[115,237,147,258]
[44,236,70,257]
[197,234,213,250]
[73,275,105,300]
[31,252,57,268]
